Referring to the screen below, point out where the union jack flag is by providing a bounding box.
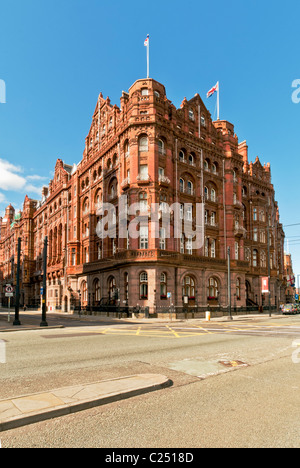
[207,82,218,98]
[144,35,149,46]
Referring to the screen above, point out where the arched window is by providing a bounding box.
[212,163,217,174]
[158,139,165,155]
[204,186,209,200]
[207,277,218,300]
[179,178,185,193]
[187,180,194,195]
[124,140,130,158]
[82,281,88,303]
[204,159,209,171]
[160,273,167,299]
[211,188,216,202]
[108,276,116,301]
[189,109,195,121]
[94,279,101,302]
[179,150,185,162]
[182,276,195,299]
[139,135,148,152]
[140,272,148,299]
[188,153,194,166]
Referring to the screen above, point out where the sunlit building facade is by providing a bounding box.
[0,78,287,313]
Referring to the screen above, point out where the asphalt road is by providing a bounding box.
[1,316,300,448]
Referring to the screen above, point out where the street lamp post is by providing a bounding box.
[13,237,21,326]
[40,236,48,327]
[228,247,233,320]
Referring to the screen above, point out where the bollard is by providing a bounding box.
[205,311,211,322]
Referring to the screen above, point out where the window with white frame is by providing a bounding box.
[211,239,216,258]
[140,225,149,249]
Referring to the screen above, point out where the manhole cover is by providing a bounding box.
[219,360,248,368]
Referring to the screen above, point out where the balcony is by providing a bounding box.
[158,175,170,186]
[137,174,150,185]
[234,225,247,238]
[121,177,130,190]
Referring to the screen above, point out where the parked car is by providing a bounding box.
[282,304,298,315]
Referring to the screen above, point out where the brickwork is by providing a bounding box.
[0,78,286,312]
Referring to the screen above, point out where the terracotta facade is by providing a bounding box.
[0,78,287,313]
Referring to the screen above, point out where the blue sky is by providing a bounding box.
[1,0,300,278]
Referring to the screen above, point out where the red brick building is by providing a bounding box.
[0,77,287,314]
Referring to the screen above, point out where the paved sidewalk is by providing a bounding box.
[0,374,172,432]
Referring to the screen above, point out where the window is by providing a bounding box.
[235,241,239,260]
[140,226,149,249]
[207,277,218,299]
[182,276,195,299]
[108,276,117,301]
[140,272,148,299]
[94,279,101,302]
[211,212,216,226]
[179,178,185,193]
[205,237,209,257]
[158,139,165,155]
[139,136,148,152]
[201,115,206,126]
[124,140,130,158]
[189,109,195,120]
[159,228,166,250]
[204,160,209,171]
[253,228,258,242]
[139,192,148,213]
[253,207,257,221]
[180,234,185,253]
[71,248,76,266]
[186,236,193,255]
[139,164,148,180]
[179,150,185,162]
[186,205,193,221]
[160,273,167,298]
[211,239,216,258]
[82,281,88,303]
[204,186,209,200]
[253,249,258,267]
[141,88,148,96]
[188,154,194,165]
[212,163,217,174]
[187,180,194,195]
[260,250,266,268]
[211,188,216,202]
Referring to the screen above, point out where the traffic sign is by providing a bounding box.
[5,285,13,294]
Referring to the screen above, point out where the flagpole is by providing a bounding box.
[147,35,150,78]
[217,81,220,120]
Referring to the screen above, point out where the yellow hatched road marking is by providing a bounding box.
[189,324,213,334]
[165,325,180,338]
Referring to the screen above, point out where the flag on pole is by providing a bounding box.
[287,275,295,287]
[207,81,220,120]
[144,35,150,78]
[207,82,218,98]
